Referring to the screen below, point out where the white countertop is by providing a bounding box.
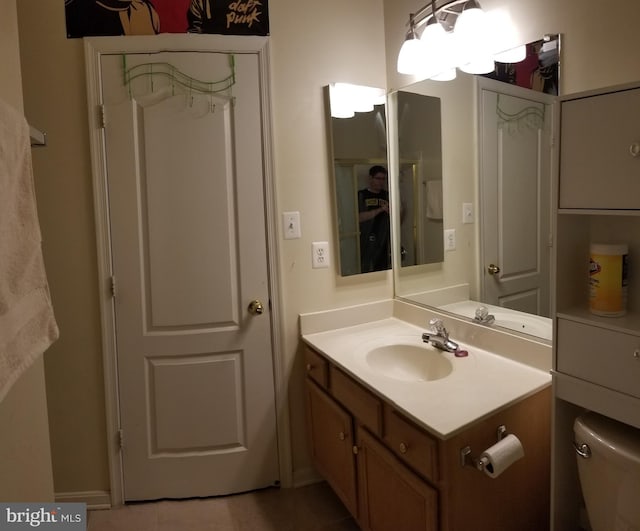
[302,316,551,440]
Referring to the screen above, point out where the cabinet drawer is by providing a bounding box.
[383,404,439,483]
[557,318,640,398]
[330,366,382,436]
[304,346,329,389]
[559,88,640,209]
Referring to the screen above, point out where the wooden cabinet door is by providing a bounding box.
[357,426,438,531]
[305,379,358,516]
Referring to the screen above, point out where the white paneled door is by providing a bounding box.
[479,79,554,317]
[100,49,278,501]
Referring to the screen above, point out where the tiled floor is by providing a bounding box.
[88,481,360,531]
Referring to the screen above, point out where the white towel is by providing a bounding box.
[0,98,59,403]
[426,180,443,220]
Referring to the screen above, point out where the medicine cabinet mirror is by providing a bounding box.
[326,83,446,276]
[325,84,391,276]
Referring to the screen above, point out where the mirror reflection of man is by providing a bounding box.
[358,165,391,273]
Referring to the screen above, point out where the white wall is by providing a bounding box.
[0,0,55,503]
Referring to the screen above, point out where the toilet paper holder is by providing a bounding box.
[460,424,507,471]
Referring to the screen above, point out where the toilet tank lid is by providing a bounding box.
[574,412,640,464]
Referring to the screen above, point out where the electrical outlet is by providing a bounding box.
[462,203,474,224]
[444,229,456,251]
[312,241,330,268]
[282,211,301,239]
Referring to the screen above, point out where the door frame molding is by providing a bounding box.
[84,34,290,506]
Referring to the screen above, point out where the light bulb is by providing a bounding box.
[421,21,458,80]
[454,4,493,72]
[329,84,355,118]
[459,56,495,74]
[494,45,526,64]
[431,68,456,81]
[454,6,487,49]
[397,33,424,75]
[486,9,525,63]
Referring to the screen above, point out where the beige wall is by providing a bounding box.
[17,1,111,494]
[0,0,23,108]
[14,0,640,497]
[0,0,55,503]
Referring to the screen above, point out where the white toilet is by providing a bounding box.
[574,411,640,531]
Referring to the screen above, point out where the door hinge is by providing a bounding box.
[548,234,554,247]
[110,275,117,298]
[99,104,106,128]
[352,445,359,455]
[118,429,124,450]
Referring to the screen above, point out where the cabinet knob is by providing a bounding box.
[399,442,408,454]
[306,363,313,372]
[634,349,640,361]
[338,431,346,441]
[630,142,640,157]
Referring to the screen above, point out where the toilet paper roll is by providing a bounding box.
[479,434,525,478]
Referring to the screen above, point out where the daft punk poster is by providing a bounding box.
[65,0,269,37]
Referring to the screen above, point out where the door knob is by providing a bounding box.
[487,264,501,275]
[248,299,264,315]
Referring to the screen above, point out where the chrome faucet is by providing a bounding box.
[473,306,495,325]
[422,318,459,353]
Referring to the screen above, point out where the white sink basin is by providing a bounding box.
[366,344,453,382]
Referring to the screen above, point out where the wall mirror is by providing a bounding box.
[391,90,445,268]
[325,83,390,276]
[391,35,560,342]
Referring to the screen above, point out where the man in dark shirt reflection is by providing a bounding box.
[358,166,391,273]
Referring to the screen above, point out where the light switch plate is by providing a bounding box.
[462,203,474,224]
[282,211,301,239]
[444,229,456,251]
[312,241,330,268]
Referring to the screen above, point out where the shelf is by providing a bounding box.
[556,307,640,336]
[552,371,640,430]
[557,208,640,216]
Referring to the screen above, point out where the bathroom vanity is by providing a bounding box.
[301,301,552,531]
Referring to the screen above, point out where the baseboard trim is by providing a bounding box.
[292,466,322,488]
[55,491,111,510]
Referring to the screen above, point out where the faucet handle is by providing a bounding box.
[429,318,445,334]
[475,306,489,320]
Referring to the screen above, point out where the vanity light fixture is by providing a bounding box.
[397,0,525,80]
[397,14,423,75]
[329,83,386,119]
